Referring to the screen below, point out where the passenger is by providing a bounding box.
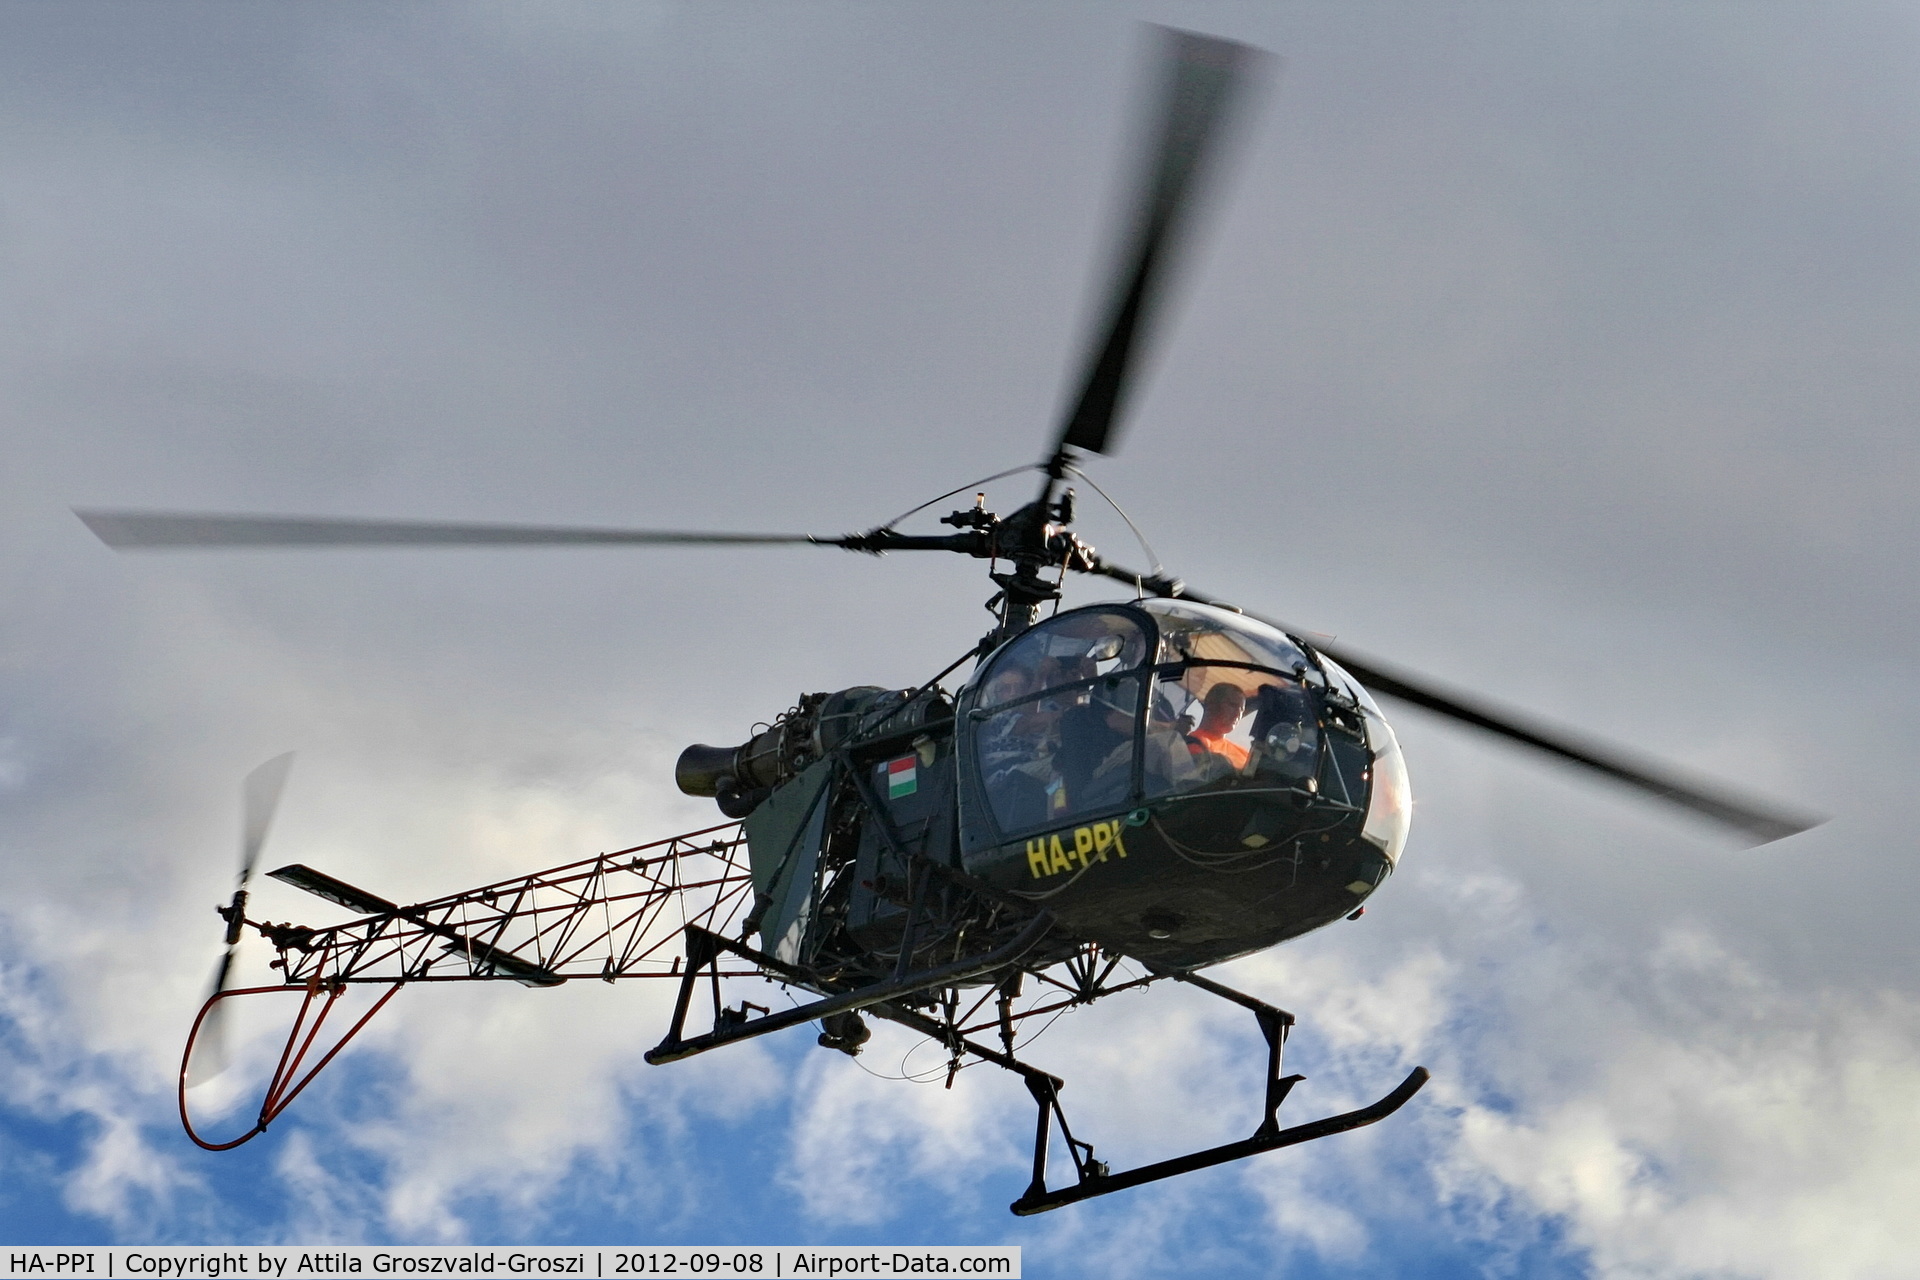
[1143,700,1203,794]
[1188,683,1250,770]
[975,616,1155,827]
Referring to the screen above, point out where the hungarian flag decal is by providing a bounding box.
[885,755,918,800]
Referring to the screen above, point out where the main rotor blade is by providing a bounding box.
[1087,561,1820,846]
[1053,28,1270,460]
[1306,641,1819,846]
[76,510,824,551]
[241,752,295,883]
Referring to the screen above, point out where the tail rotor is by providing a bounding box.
[186,752,295,1087]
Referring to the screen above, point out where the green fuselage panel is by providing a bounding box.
[743,759,834,962]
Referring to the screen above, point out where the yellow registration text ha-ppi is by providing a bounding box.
[1026,819,1129,879]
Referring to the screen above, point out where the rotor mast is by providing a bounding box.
[832,446,1099,651]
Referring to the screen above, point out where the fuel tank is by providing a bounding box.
[954,599,1410,969]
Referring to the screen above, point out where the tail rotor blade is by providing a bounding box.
[186,950,235,1087]
[192,753,293,1087]
[240,753,295,883]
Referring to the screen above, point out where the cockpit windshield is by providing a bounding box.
[1137,601,1319,800]
[977,609,1149,706]
[1144,600,1310,674]
[968,602,1343,836]
[963,600,1410,862]
[971,609,1149,834]
[1318,654,1412,864]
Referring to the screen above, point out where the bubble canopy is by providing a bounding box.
[960,599,1411,861]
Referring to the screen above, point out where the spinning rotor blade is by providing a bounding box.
[190,753,296,1088]
[241,752,295,882]
[77,510,822,551]
[1307,642,1819,846]
[1054,28,1270,460]
[185,951,234,1087]
[1089,562,1819,846]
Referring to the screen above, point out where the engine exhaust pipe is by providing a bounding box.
[674,744,739,798]
[676,742,774,819]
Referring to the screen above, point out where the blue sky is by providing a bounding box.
[5,3,1920,1276]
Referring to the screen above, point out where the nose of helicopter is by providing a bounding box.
[1079,811,1397,968]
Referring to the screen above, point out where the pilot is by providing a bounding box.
[1188,682,1250,770]
[984,667,1034,709]
[980,669,1045,765]
[978,667,1056,829]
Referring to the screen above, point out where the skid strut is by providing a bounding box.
[645,915,1054,1064]
[1011,1062,1429,1214]
[1009,976,1428,1214]
[646,922,1429,1216]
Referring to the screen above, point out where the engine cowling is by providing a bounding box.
[676,685,950,816]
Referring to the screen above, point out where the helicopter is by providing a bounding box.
[76,28,1817,1216]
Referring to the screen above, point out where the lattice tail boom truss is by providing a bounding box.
[264,822,760,988]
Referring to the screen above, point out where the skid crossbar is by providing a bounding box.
[640,918,1430,1217]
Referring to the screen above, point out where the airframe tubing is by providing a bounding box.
[1008,1065,1430,1215]
[178,979,404,1151]
[644,913,1055,1064]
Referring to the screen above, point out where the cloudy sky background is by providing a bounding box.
[4,2,1918,1275]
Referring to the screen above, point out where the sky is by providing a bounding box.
[4,1,1919,1275]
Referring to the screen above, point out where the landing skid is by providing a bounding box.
[1011,1060,1429,1215]
[647,923,1429,1215]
